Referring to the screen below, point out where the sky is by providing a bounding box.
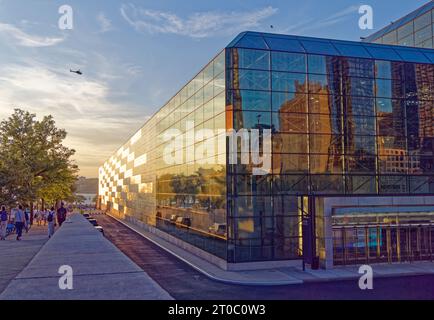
[0,0,430,177]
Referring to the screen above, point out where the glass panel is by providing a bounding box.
[237,49,270,70]
[273,134,308,153]
[308,54,327,74]
[264,37,306,53]
[213,51,225,76]
[233,110,272,130]
[310,175,344,193]
[333,43,372,58]
[379,176,408,194]
[345,135,377,155]
[345,175,377,194]
[364,46,403,61]
[345,96,375,117]
[415,25,433,44]
[310,134,342,154]
[230,90,271,112]
[382,31,398,44]
[398,22,414,40]
[272,72,307,92]
[273,154,309,173]
[398,34,415,47]
[344,77,375,97]
[414,11,432,31]
[395,48,431,63]
[274,112,308,133]
[272,92,307,113]
[300,40,340,55]
[232,69,270,90]
[271,52,306,72]
[273,177,309,195]
[235,35,269,50]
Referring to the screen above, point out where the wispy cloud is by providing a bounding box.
[0,22,64,47]
[97,12,113,33]
[120,3,278,38]
[281,5,360,35]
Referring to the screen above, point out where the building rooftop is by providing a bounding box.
[227,31,434,63]
[362,1,434,43]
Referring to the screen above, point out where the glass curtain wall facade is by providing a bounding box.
[100,32,434,265]
[363,2,434,48]
[99,51,228,259]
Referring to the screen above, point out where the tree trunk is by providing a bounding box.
[30,202,34,225]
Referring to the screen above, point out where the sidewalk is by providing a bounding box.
[0,224,49,293]
[0,214,173,300]
[109,214,434,286]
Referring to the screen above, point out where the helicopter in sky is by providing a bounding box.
[70,69,83,75]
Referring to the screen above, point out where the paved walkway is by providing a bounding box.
[108,214,434,286]
[0,224,49,293]
[0,214,172,300]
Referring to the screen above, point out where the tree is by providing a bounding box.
[0,109,78,218]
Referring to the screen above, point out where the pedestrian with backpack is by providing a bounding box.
[0,206,8,240]
[47,207,56,238]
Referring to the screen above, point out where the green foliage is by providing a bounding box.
[0,109,78,206]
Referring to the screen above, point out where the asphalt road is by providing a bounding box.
[96,214,434,300]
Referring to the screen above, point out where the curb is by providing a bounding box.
[105,213,303,287]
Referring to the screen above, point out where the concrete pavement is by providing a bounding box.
[107,213,434,286]
[0,224,49,293]
[0,213,172,300]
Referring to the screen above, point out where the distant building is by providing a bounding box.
[363,1,434,48]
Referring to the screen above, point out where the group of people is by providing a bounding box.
[0,203,68,241]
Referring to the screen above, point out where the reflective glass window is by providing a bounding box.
[235,35,269,50]
[333,43,372,59]
[382,31,398,44]
[272,72,307,92]
[364,46,402,61]
[300,40,340,55]
[308,55,327,74]
[415,25,433,44]
[395,48,431,63]
[398,22,414,39]
[236,49,270,70]
[272,92,307,113]
[231,90,271,112]
[345,176,377,194]
[273,112,308,133]
[398,34,415,47]
[233,69,270,90]
[264,37,305,53]
[271,51,306,72]
[272,154,309,174]
[233,110,272,130]
[414,11,432,31]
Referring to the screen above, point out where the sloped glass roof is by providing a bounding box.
[363,1,434,42]
[226,31,434,63]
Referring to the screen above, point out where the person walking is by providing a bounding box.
[47,207,56,238]
[57,203,67,227]
[24,207,30,233]
[14,205,25,241]
[0,206,8,240]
